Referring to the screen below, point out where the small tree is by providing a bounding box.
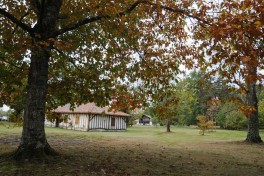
[154,89,179,132]
[197,115,214,135]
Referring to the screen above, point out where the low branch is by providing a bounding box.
[0,8,33,36]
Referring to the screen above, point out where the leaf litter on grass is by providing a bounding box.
[0,127,264,175]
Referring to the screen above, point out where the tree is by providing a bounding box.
[0,1,206,160]
[174,71,228,126]
[197,115,214,135]
[153,89,179,132]
[0,41,28,114]
[0,43,27,124]
[174,77,199,125]
[144,106,164,126]
[194,0,263,143]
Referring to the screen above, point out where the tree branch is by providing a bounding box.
[146,2,210,26]
[12,11,29,34]
[0,56,22,70]
[54,0,209,37]
[0,8,34,36]
[53,47,82,71]
[53,0,145,37]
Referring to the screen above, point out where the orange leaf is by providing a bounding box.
[241,56,251,63]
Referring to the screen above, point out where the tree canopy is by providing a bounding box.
[0,0,263,161]
[0,0,209,160]
[194,0,263,142]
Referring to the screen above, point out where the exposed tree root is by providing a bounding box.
[245,137,263,144]
[9,142,59,162]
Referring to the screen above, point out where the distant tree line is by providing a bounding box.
[144,71,264,130]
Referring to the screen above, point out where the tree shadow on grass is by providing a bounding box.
[0,134,264,175]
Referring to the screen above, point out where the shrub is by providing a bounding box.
[216,102,248,130]
[197,115,214,135]
[215,102,235,128]
[224,111,247,130]
[258,100,264,129]
[8,111,23,127]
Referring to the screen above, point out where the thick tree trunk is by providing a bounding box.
[245,66,262,143]
[12,1,63,161]
[166,118,171,132]
[245,80,262,143]
[12,47,57,161]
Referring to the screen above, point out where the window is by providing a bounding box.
[75,116,80,125]
[111,117,115,127]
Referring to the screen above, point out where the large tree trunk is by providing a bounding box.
[13,46,57,161]
[12,1,63,161]
[245,66,262,143]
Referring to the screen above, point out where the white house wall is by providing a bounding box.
[89,115,127,130]
[45,113,127,131]
[90,115,109,130]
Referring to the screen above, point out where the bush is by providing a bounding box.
[8,111,23,126]
[216,102,234,128]
[216,102,248,130]
[126,116,135,127]
[197,115,214,135]
[224,111,247,130]
[258,100,264,129]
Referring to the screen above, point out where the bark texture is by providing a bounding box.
[245,67,262,143]
[13,0,63,161]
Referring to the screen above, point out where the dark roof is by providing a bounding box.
[54,103,131,117]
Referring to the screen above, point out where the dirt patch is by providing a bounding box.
[0,135,20,146]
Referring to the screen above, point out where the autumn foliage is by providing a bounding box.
[194,0,263,142]
[196,115,214,135]
[0,0,263,162]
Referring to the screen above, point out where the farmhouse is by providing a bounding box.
[138,114,152,125]
[45,103,131,131]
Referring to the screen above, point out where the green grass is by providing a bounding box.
[0,124,264,176]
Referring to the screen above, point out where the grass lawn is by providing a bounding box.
[0,122,264,176]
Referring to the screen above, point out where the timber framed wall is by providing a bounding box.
[45,103,130,131]
[45,113,127,131]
